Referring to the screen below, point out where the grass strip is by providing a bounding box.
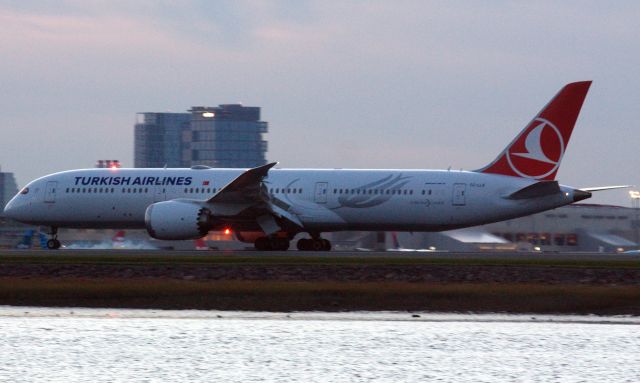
[0,278,639,315]
[1,251,639,269]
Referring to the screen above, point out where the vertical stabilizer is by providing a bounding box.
[478,81,591,180]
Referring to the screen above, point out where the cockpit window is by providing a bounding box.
[20,187,29,195]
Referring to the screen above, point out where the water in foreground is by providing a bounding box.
[1,307,639,382]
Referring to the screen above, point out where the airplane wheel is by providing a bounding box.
[298,238,330,251]
[255,237,271,251]
[310,239,324,251]
[47,239,61,250]
[271,238,289,251]
[297,238,310,251]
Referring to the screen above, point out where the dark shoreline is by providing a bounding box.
[2,278,640,315]
[1,250,639,315]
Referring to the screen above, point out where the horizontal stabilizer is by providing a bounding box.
[579,185,632,192]
[506,181,560,200]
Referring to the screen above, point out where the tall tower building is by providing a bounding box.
[0,168,18,215]
[134,112,190,168]
[184,104,268,168]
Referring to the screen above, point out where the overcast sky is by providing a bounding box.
[0,1,638,206]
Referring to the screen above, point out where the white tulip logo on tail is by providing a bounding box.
[506,118,564,179]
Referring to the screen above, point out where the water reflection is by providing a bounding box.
[0,307,638,382]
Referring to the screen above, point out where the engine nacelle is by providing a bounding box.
[145,200,213,240]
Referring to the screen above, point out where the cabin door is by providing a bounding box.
[154,186,166,202]
[314,182,329,204]
[452,183,466,206]
[44,181,57,203]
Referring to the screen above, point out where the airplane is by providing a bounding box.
[3,81,626,251]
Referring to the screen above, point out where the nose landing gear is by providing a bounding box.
[46,227,61,250]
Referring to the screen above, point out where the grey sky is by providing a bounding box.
[0,1,638,206]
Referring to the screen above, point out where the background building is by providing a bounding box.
[134,112,190,168]
[0,168,22,248]
[0,168,18,215]
[337,204,640,253]
[183,104,268,168]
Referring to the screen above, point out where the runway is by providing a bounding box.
[0,248,638,263]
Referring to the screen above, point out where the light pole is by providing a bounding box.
[630,191,640,247]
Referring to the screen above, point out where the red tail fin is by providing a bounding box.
[478,81,591,180]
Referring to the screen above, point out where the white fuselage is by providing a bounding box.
[4,167,581,233]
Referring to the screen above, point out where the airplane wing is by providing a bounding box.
[207,162,277,204]
[204,162,303,234]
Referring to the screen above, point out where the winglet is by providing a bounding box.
[478,81,592,181]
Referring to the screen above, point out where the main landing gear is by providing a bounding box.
[253,234,332,251]
[254,236,290,251]
[46,227,61,250]
[296,238,331,251]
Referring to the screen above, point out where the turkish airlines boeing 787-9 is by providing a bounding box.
[3,81,623,250]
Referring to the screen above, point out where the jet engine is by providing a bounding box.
[145,200,214,240]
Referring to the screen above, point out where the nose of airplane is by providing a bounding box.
[3,198,17,219]
[3,196,27,222]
